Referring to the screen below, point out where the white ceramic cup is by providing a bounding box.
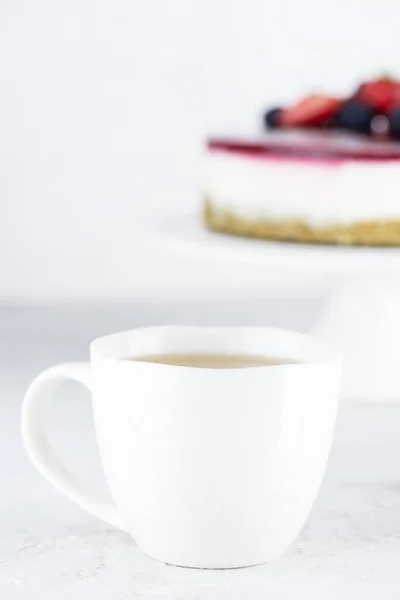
[22,326,340,569]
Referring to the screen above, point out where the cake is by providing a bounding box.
[204,77,400,246]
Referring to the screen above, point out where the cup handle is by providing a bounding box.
[21,362,126,531]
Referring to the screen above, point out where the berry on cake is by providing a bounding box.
[204,76,400,246]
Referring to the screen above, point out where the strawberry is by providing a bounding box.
[280,95,342,127]
[356,78,400,112]
[385,84,400,112]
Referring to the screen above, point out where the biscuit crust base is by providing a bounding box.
[204,199,400,246]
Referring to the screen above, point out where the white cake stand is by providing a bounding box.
[148,215,400,401]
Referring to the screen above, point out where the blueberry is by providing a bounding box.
[336,101,375,134]
[264,107,283,129]
[388,108,400,139]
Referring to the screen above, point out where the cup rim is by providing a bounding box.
[90,325,340,367]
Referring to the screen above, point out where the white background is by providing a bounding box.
[2,8,400,595]
[2,0,400,301]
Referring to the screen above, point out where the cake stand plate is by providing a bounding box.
[148,215,400,401]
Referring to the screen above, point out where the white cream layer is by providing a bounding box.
[204,150,400,226]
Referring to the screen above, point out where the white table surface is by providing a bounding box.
[1,303,400,599]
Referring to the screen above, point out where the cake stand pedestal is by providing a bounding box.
[313,277,400,400]
[148,215,400,401]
